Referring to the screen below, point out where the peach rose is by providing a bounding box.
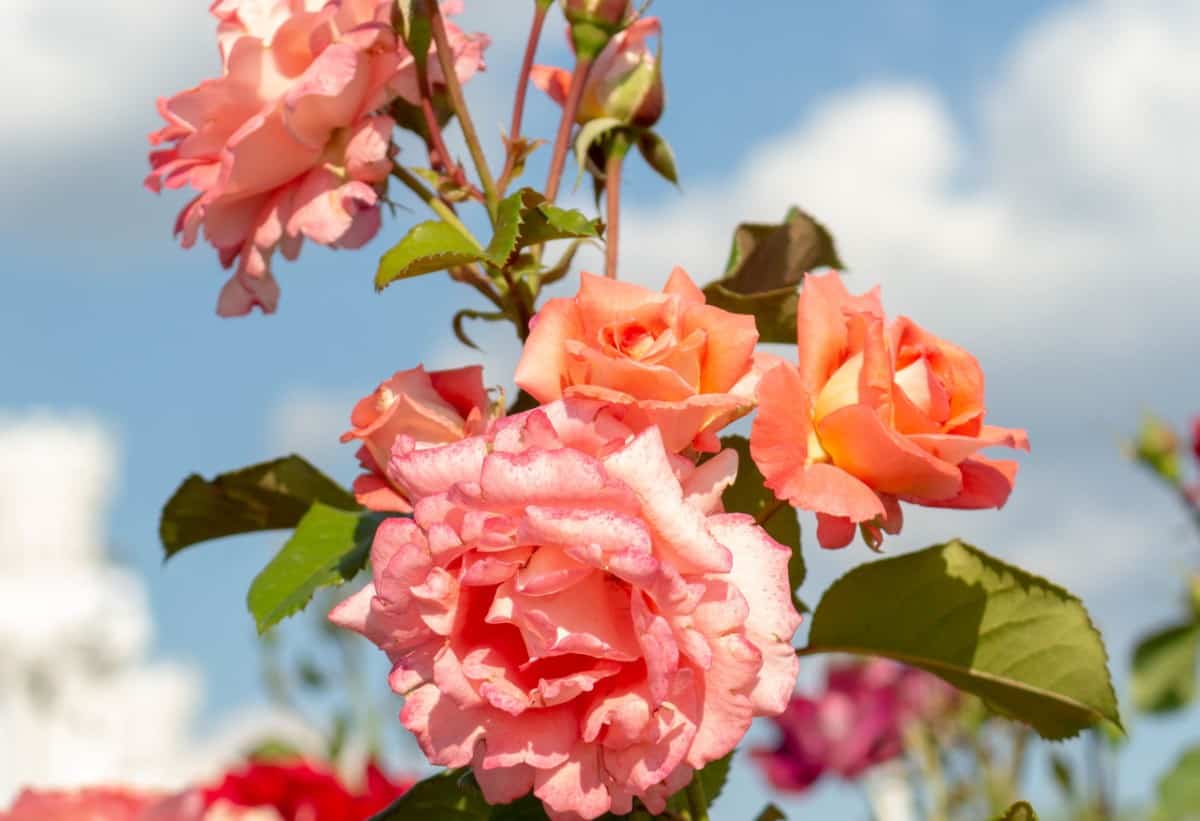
[329,399,801,820]
[514,269,763,452]
[751,273,1029,549]
[146,1,489,316]
[341,365,491,512]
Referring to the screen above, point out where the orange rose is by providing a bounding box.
[341,365,490,511]
[751,273,1029,549]
[514,269,763,452]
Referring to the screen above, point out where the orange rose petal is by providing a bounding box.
[515,298,582,402]
[817,404,962,501]
[920,457,1019,510]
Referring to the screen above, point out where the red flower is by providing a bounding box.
[203,760,411,821]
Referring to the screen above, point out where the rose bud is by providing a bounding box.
[562,0,631,32]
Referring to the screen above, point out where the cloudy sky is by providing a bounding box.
[2,0,1199,816]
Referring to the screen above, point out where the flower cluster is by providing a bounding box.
[146,1,488,316]
[754,659,960,794]
[329,264,1025,817]
[752,273,1029,549]
[0,760,411,821]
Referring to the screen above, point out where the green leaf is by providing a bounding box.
[519,200,603,250]
[160,456,358,558]
[723,206,844,291]
[719,435,804,611]
[368,768,489,821]
[637,130,679,185]
[485,189,533,268]
[702,282,798,344]
[1132,621,1200,714]
[377,221,485,291]
[803,540,1121,740]
[667,752,734,815]
[394,1,433,75]
[1154,745,1200,821]
[488,794,551,821]
[755,805,787,821]
[993,802,1039,821]
[247,503,382,634]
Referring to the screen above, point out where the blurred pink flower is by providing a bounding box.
[146,1,488,316]
[754,659,959,793]
[330,398,801,819]
[341,365,491,512]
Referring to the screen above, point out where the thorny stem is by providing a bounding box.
[389,166,474,242]
[603,136,631,279]
[389,166,505,311]
[498,2,550,194]
[429,2,499,221]
[544,56,594,203]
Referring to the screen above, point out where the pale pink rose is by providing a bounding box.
[146,1,489,316]
[514,269,770,453]
[0,788,274,821]
[340,365,491,512]
[329,399,802,819]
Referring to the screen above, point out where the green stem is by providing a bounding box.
[603,135,630,280]
[685,774,710,821]
[498,1,550,194]
[389,166,475,242]
[544,55,594,203]
[429,2,499,220]
[756,498,787,527]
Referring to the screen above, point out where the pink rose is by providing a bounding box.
[0,788,264,821]
[341,365,491,512]
[754,659,959,794]
[514,269,765,453]
[532,17,664,127]
[146,1,489,316]
[751,273,1029,549]
[329,399,801,819]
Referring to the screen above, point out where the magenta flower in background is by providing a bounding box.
[754,658,959,794]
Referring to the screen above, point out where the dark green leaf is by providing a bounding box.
[1154,745,1200,821]
[719,435,804,611]
[803,540,1121,740]
[160,456,358,558]
[377,221,485,290]
[489,794,551,821]
[247,503,382,634]
[368,768,489,821]
[667,752,734,815]
[992,802,1038,821]
[755,805,787,821]
[394,1,432,75]
[702,282,798,344]
[1132,621,1200,714]
[722,206,844,292]
[637,130,679,185]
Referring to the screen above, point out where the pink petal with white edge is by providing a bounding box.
[707,514,801,715]
[680,447,738,514]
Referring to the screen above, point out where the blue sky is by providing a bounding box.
[4,0,1200,817]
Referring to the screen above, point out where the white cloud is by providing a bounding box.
[615,0,1200,363]
[0,412,319,805]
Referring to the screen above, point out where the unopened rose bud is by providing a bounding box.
[562,0,630,31]
[578,17,664,126]
[1133,412,1181,482]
